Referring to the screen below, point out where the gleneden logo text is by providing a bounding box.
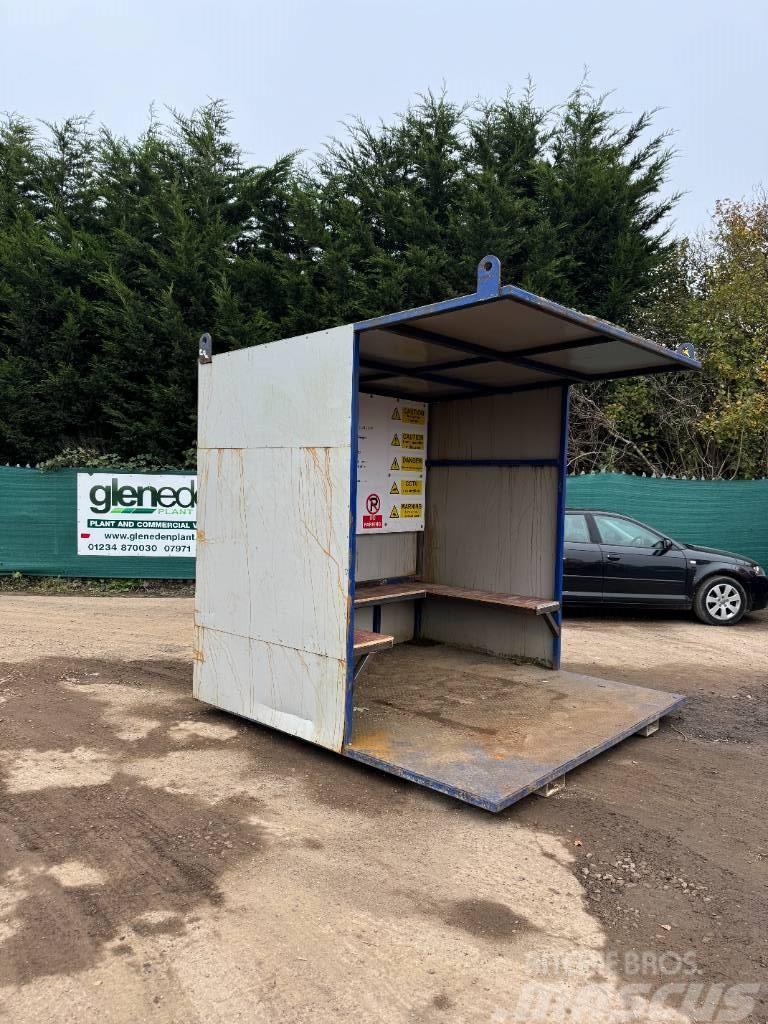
[89,477,197,514]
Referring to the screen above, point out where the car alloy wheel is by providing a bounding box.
[704,581,742,622]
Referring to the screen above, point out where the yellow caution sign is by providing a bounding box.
[401,406,425,425]
[390,481,399,494]
[401,479,422,495]
[390,505,399,518]
[401,456,423,472]
[391,407,401,420]
[401,432,424,450]
[400,503,422,518]
[391,433,401,446]
[390,457,400,471]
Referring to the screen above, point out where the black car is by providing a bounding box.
[563,510,768,625]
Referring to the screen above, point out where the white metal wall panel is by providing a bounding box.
[193,626,347,747]
[422,466,556,664]
[422,388,561,666]
[194,325,354,751]
[355,532,418,581]
[198,328,354,450]
[420,600,551,663]
[196,445,350,657]
[424,466,557,596]
[429,389,561,461]
[354,602,415,644]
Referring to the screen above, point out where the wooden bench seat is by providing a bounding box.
[353,629,395,655]
[421,583,558,617]
[354,581,557,617]
[354,582,427,606]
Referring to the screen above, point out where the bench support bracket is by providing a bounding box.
[542,612,561,638]
[354,654,372,681]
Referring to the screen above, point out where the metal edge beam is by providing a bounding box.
[493,694,686,813]
[342,746,503,812]
[360,355,491,384]
[343,332,361,747]
[344,691,686,813]
[383,324,594,383]
[552,385,570,670]
[359,356,497,393]
[361,386,439,403]
[427,458,559,468]
[428,379,572,402]
[354,286,700,377]
[501,284,701,372]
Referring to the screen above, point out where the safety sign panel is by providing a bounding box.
[356,394,428,534]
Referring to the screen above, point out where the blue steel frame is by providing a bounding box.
[342,256,697,761]
[342,331,361,746]
[355,259,701,378]
[552,385,570,669]
[345,691,685,813]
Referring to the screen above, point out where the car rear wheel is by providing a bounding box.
[694,575,747,626]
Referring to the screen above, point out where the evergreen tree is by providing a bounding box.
[0,88,680,466]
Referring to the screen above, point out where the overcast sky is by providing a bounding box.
[2,0,765,238]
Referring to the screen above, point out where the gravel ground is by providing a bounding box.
[0,595,765,1024]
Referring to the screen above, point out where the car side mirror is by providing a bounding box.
[655,537,673,554]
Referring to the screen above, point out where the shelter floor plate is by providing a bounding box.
[343,644,683,812]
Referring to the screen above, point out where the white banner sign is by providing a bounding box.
[356,394,428,534]
[76,473,197,558]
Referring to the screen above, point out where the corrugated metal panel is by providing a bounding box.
[428,389,561,461]
[566,473,768,569]
[0,467,194,579]
[355,533,417,582]
[194,325,354,752]
[422,388,561,665]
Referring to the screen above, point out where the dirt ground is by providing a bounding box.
[0,595,765,1023]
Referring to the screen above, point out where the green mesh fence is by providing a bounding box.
[566,473,768,568]
[0,466,195,579]
[1,466,766,579]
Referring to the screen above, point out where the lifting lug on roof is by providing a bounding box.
[475,254,501,298]
[198,332,213,365]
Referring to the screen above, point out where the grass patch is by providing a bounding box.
[0,573,194,597]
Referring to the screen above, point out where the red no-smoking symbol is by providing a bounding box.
[366,493,381,514]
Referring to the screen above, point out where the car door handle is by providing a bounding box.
[607,553,621,561]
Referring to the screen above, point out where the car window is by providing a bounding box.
[564,514,591,544]
[594,514,660,548]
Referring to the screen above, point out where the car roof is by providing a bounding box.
[567,508,628,515]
